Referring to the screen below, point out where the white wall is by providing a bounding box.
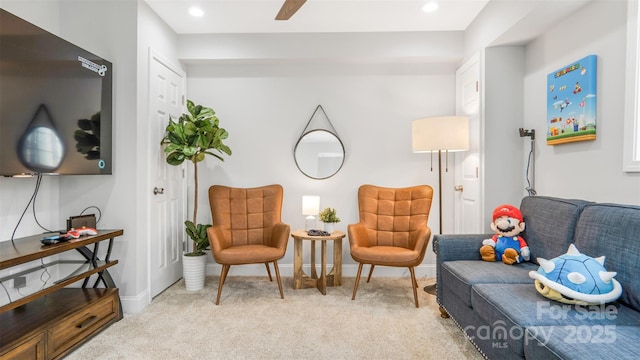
[55,0,183,313]
[463,0,537,61]
[0,2,62,241]
[53,0,141,312]
[186,60,457,278]
[484,46,527,224]
[461,0,639,231]
[0,0,154,313]
[524,0,640,204]
[178,31,463,62]
[0,0,136,246]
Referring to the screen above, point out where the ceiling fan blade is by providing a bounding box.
[275,0,307,20]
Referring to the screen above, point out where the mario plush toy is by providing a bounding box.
[480,204,530,265]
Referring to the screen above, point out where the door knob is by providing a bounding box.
[153,187,164,195]
[454,185,464,192]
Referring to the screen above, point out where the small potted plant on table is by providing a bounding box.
[319,207,340,234]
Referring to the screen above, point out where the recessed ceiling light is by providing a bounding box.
[422,1,439,13]
[188,7,204,17]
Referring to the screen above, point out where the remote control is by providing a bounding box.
[40,235,62,245]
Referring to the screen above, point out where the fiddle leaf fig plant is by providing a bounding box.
[184,221,211,256]
[161,99,232,256]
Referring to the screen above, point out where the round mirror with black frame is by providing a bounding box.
[294,129,345,180]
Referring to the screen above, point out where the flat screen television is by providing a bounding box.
[0,8,113,176]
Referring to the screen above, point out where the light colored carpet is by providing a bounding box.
[66,276,483,360]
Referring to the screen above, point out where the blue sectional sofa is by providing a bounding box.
[434,196,640,359]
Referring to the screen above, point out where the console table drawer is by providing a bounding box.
[0,333,45,360]
[47,291,118,357]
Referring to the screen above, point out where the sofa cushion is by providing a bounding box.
[440,283,524,360]
[441,260,537,308]
[471,283,640,357]
[525,325,640,360]
[519,196,591,263]
[573,203,640,313]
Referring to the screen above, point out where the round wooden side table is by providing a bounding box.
[291,229,345,295]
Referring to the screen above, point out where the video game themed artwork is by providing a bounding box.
[546,55,597,145]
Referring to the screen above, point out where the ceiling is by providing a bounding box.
[143,0,491,34]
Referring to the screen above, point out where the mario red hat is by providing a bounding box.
[492,204,523,222]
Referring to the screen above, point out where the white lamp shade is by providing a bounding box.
[412,116,469,153]
[302,195,320,216]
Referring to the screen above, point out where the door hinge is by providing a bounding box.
[476,81,479,92]
[476,167,479,178]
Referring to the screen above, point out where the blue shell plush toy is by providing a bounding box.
[528,244,622,305]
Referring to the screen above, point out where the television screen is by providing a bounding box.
[0,9,113,176]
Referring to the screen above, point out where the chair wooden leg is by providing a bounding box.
[366,264,375,283]
[273,260,284,299]
[409,267,419,308]
[216,265,230,305]
[438,306,450,318]
[265,262,273,281]
[352,263,364,300]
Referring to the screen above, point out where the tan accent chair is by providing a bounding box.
[348,184,433,308]
[207,184,290,305]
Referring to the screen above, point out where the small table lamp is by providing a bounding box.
[302,195,320,231]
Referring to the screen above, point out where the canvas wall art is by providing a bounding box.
[546,55,597,145]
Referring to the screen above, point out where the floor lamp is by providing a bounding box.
[412,116,469,295]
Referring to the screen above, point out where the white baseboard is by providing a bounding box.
[206,263,436,279]
[120,288,150,314]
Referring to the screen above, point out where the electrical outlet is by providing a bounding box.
[14,276,26,289]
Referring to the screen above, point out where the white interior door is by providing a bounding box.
[149,49,186,298]
[454,53,483,234]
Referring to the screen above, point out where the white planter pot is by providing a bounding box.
[183,253,206,291]
[323,222,335,234]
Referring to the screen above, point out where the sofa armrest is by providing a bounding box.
[434,233,491,305]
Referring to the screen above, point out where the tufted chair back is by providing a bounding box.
[209,184,283,248]
[348,184,433,307]
[357,184,433,248]
[207,184,290,305]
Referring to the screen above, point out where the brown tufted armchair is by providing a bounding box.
[207,184,290,305]
[348,184,433,308]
